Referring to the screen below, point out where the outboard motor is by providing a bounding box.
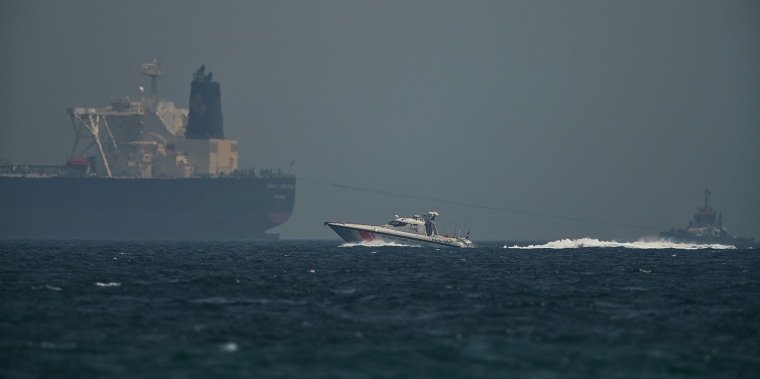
[186,65,224,139]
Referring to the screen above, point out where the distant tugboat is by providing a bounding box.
[660,189,753,245]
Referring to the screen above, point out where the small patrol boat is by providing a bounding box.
[325,211,476,248]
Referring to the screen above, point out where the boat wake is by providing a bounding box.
[505,238,736,250]
[339,241,420,248]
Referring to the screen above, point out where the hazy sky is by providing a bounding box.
[1,0,758,241]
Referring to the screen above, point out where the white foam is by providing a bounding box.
[220,342,238,352]
[339,240,418,248]
[31,285,62,291]
[505,238,736,250]
[95,282,122,287]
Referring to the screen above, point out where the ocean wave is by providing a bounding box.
[219,342,238,352]
[31,285,62,291]
[505,238,736,250]
[95,282,122,287]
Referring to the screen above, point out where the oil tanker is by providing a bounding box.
[0,61,295,240]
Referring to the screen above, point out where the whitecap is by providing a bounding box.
[220,342,238,352]
[95,282,121,287]
[32,285,62,291]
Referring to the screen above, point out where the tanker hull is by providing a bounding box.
[0,176,294,240]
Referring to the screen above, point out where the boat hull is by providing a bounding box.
[659,230,754,246]
[325,222,475,248]
[0,176,295,240]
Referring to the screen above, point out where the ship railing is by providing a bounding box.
[227,168,295,179]
[0,165,296,179]
[0,164,79,178]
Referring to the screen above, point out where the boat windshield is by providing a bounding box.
[388,220,407,227]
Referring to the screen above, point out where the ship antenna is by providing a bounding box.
[141,59,163,107]
[703,188,711,210]
[461,208,476,236]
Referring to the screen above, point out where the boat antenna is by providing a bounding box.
[461,208,476,236]
[287,159,294,175]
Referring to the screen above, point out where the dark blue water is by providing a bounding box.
[1,240,758,378]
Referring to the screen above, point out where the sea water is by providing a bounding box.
[1,239,758,378]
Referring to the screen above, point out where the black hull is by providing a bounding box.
[0,176,295,240]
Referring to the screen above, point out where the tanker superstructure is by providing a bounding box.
[0,61,295,240]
